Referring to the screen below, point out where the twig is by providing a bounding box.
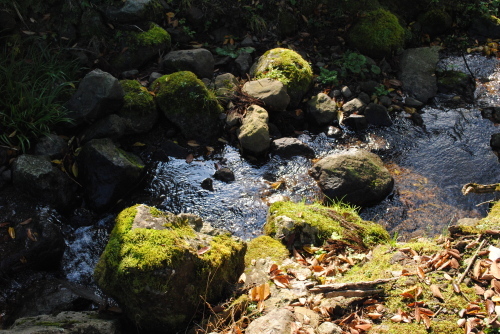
[309,277,399,292]
[457,238,486,284]
[461,52,476,82]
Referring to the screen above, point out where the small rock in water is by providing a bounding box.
[214,167,235,182]
[327,126,342,138]
[201,178,214,191]
[410,112,424,126]
[405,97,424,108]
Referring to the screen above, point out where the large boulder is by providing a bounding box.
[348,8,405,59]
[117,79,158,134]
[264,201,389,247]
[94,204,246,333]
[309,149,394,207]
[237,104,270,156]
[111,23,171,71]
[65,69,124,126]
[162,48,215,79]
[399,47,440,103]
[242,78,290,111]
[152,71,223,142]
[79,138,144,211]
[307,92,338,125]
[12,155,76,209]
[5,311,120,334]
[250,48,313,107]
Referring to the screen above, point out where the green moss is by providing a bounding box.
[265,201,389,247]
[129,23,171,50]
[116,149,144,169]
[252,48,313,105]
[437,70,469,86]
[348,8,405,58]
[245,235,290,266]
[374,319,463,334]
[119,80,156,116]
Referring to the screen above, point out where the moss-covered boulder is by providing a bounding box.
[237,104,270,157]
[264,201,389,248]
[94,204,246,333]
[449,201,500,236]
[245,235,289,266]
[117,80,158,134]
[151,71,223,142]
[111,22,171,71]
[250,48,313,107]
[309,149,394,207]
[348,8,405,59]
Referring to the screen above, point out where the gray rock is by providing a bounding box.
[342,98,366,114]
[65,69,124,126]
[491,133,500,149]
[243,78,290,111]
[318,321,343,334]
[399,47,440,103]
[226,111,241,127]
[309,149,394,206]
[121,69,139,79]
[341,86,353,99]
[246,308,295,334]
[357,92,371,105]
[149,71,163,83]
[271,137,315,158]
[238,105,270,156]
[404,97,424,108]
[213,167,235,182]
[34,134,67,159]
[12,155,76,209]
[241,36,255,47]
[162,48,215,79]
[364,103,392,126]
[105,0,162,23]
[6,311,120,334]
[80,114,126,144]
[235,52,252,76]
[379,95,392,107]
[343,114,367,131]
[79,138,144,210]
[294,306,320,328]
[307,93,338,125]
[215,73,239,105]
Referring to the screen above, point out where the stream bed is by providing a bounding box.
[62,54,500,284]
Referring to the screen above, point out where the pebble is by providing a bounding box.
[341,86,352,99]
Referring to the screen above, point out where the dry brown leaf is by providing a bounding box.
[421,314,431,329]
[8,227,15,239]
[417,267,426,279]
[484,289,495,299]
[490,261,500,279]
[367,312,383,319]
[187,140,200,147]
[492,279,500,293]
[486,299,495,314]
[452,281,462,294]
[354,323,372,331]
[26,228,37,242]
[450,258,460,269]
[430,284,444,301]
[19,218,32,225]
[414,306,421,323]
[473,260,482,279]
[474,284,485,295]
[444,273,453,280]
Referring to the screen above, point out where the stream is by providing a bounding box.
[61,54,500,286]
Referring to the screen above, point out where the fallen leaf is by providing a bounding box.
[19,218,32,225]
[430,284,444,301]
[417,266,425,279]
[486,299,495,314]
[187,140,200,147]
[71,162,78,177]
[452,281,462,294]
[8,227,15,239]
[421,314,431,329]
[238,273,246,283]
[132,142,146,147]
[490,261,500,279]
[26,228,37,242]
[197,246,211,255]
[21,30,36,35]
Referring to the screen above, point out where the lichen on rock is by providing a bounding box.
[94,204,246,333]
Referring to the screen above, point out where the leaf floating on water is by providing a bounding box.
[8,227,15,239]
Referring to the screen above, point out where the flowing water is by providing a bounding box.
[62,54,500,283]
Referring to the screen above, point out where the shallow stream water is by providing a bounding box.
[62,54,500,284]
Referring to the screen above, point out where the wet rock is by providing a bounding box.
[318,321,343,334]
[410,112,424,126]
[213,167,235,182]
[342,98,366,114]
[80,114,126,144]
[117,80,158,135]
[245,308,295,334]
[404,97,424,108]
[162,48,215,79]
[6,311,120,334]
[238,104,270,156]
[12,155,76,209]
[309,149,394,206]
[271,137,315,158]
[152,71,223,142]
[65,69,124,127]
[343,114,368,131]
[242,78,290,111]
[399,46,440,103]
[34,134,68,159]
[364,103,392,126]
[241,36,255,47]
[491,133,500,150]
[307,93,338,125]
[79,138,144,211]
[94,204,246,333]
[327,126,342,138]
[201,178,214,191]
[0,213,65,275]
[437,70,475,100]
[251,48,313,107]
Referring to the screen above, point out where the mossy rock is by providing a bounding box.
[245,235,290,266]
[348,8,405,58]
[94,204,246,333]
[250,48,313,107]
[449,201,500,236]
[117,80,158,134]
[111,22,171,71]
[151,71,223,142]
[264,201,389,248]
[418,8,452,36]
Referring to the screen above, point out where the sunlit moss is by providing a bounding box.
[245,235,290,266]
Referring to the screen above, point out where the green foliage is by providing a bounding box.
[374,84,389,96]
[0,38,79,152]
[317,67,339,85]
[215,45,255,58]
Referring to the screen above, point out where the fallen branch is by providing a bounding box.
[462,183,500,195]
[457,239,487,284]
[309,277,399,293]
